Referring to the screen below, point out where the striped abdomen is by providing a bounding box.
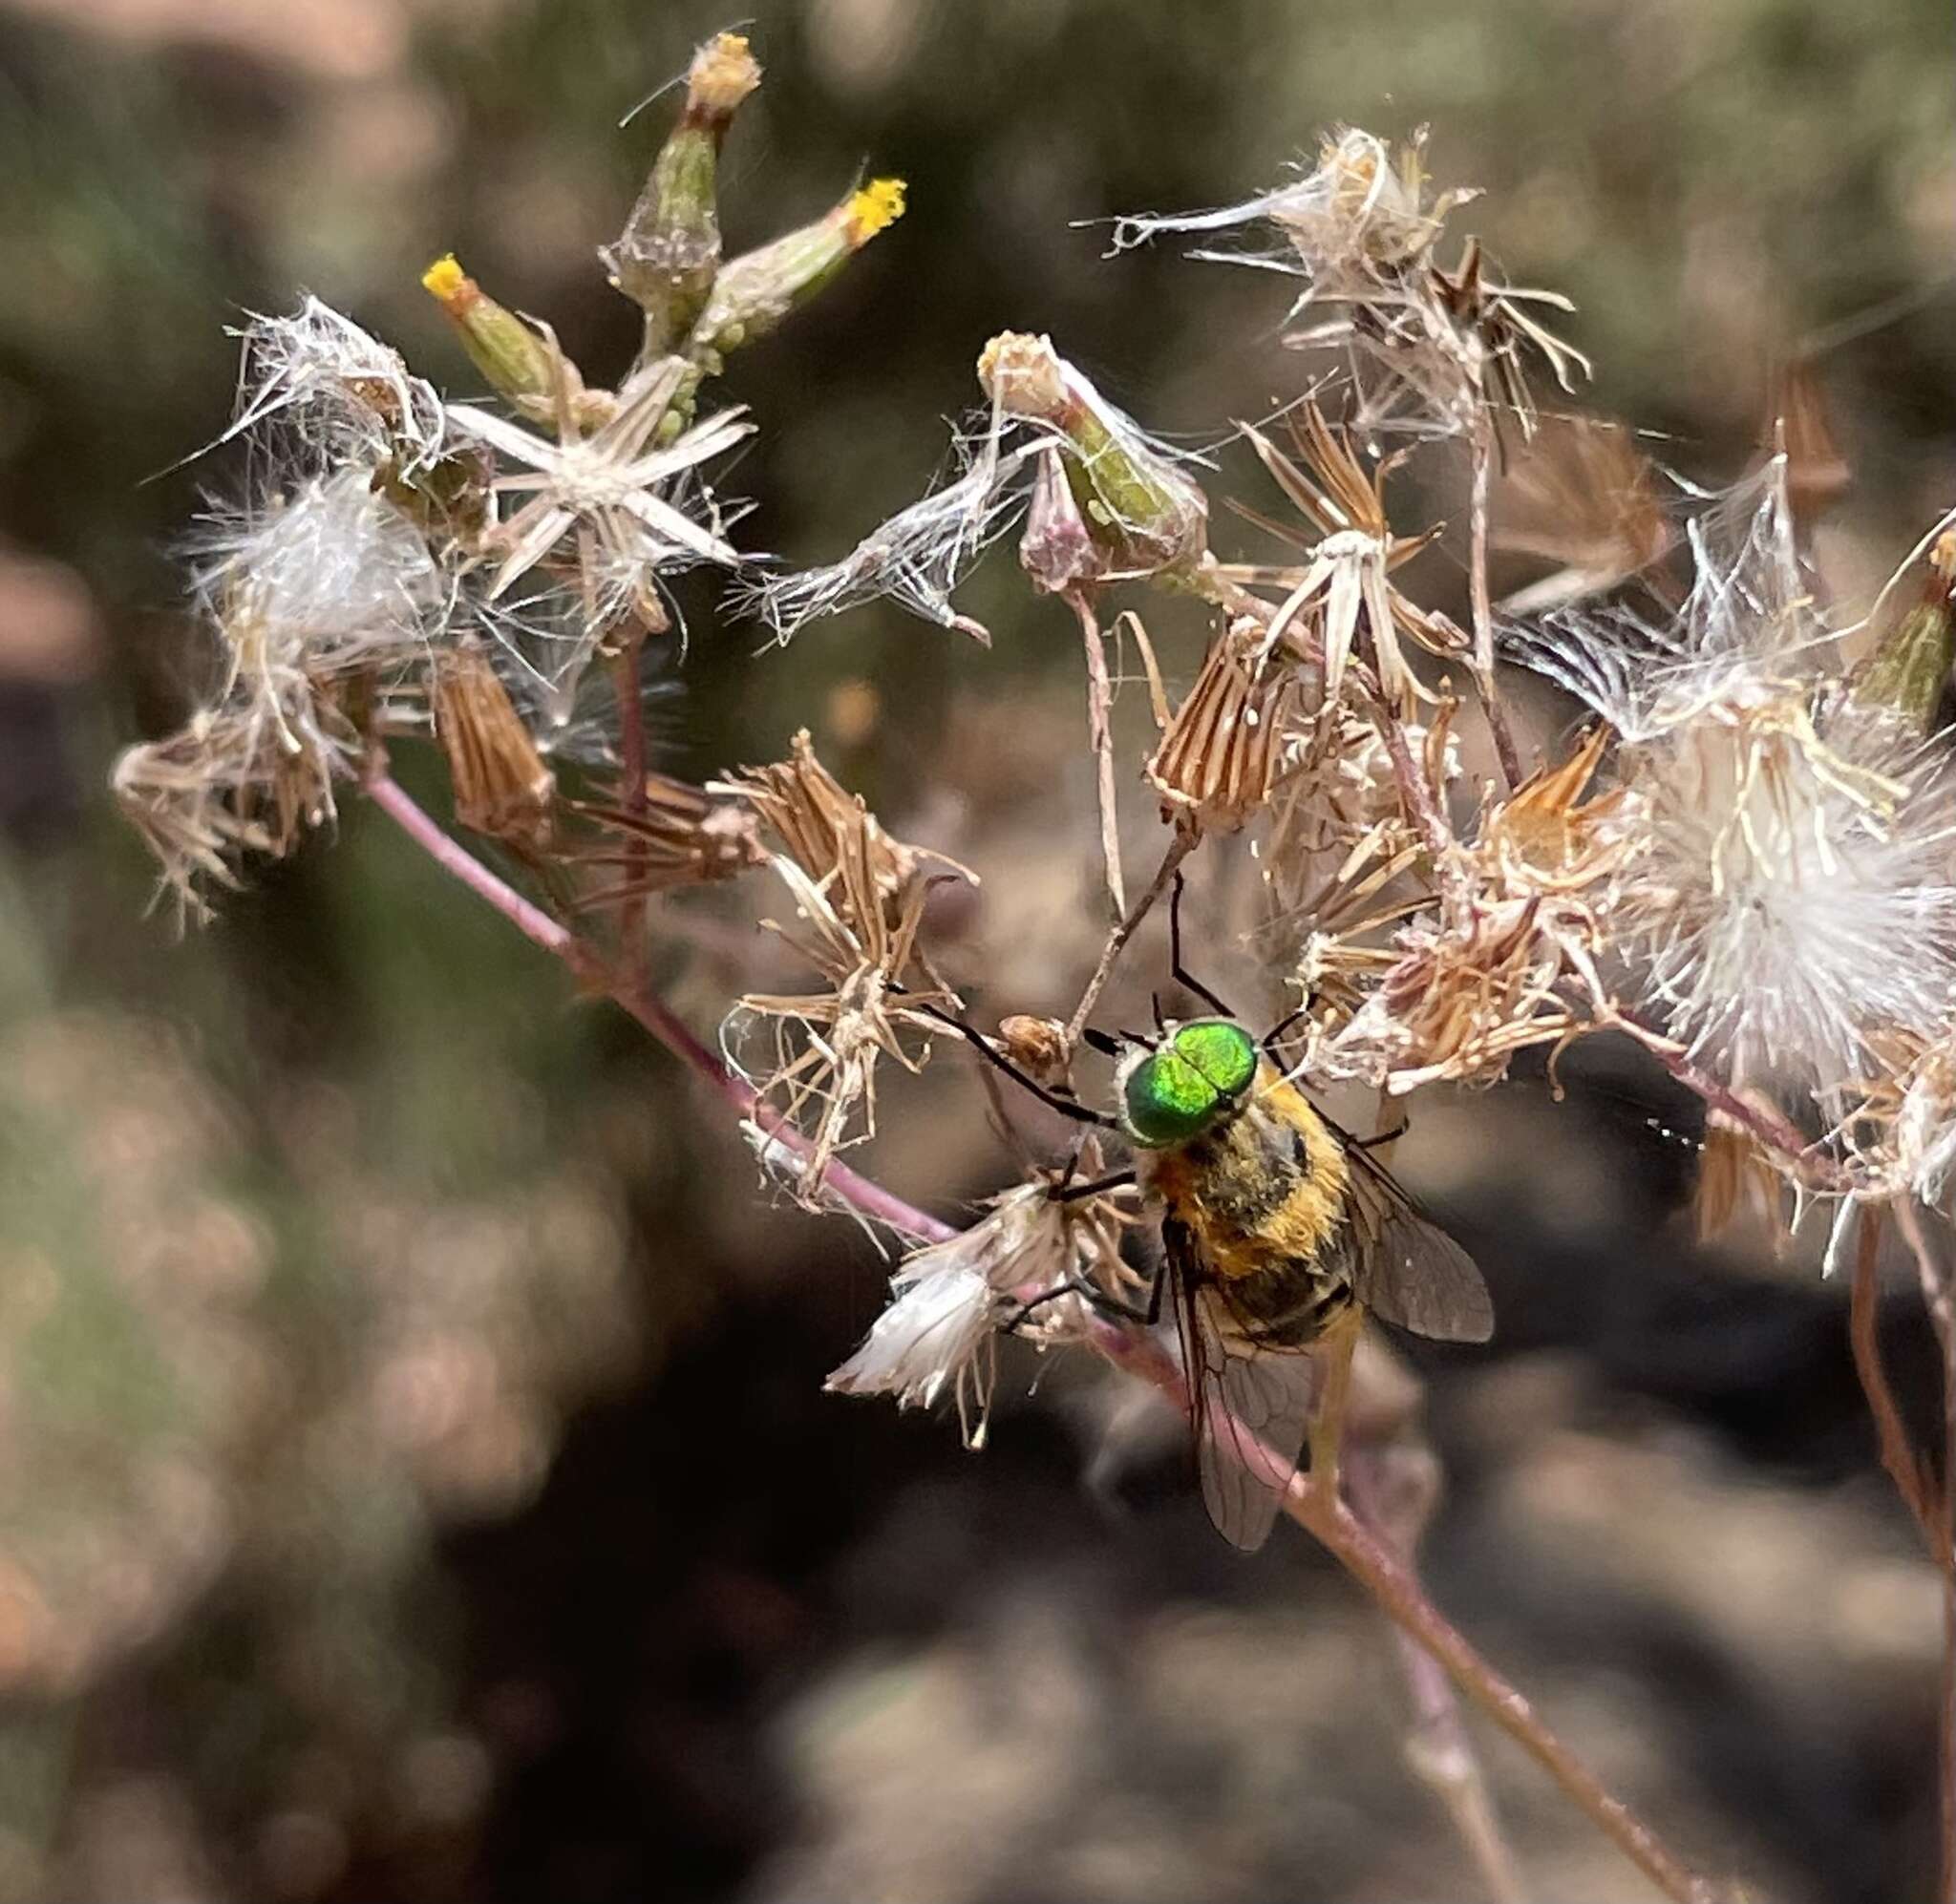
[1143,1070,1360,1349]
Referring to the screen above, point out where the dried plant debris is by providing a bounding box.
[108,47,1956,1624]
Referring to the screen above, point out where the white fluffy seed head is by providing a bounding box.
[222,297,448,482]
[1515,462,1956,1098]
[825,1185,1079,1443]
[188,468,446,698]
[1616,693,1956,1096]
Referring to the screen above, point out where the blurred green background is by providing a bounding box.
[1,0,1953,1898]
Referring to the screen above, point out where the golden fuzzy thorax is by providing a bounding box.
[1139,1064,1351,1281]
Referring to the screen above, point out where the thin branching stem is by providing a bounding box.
[1345,1422,1529,1901]
[1068,588,1128,919]
[1896,1195,1956,1904]
[365,769,955,1243]
[367,767,1724,1904]
[1849,1207,1942,1556]
[1095,1322,1724,1904]
[1468,421,1524,792]
[1063,826,1196,1049]
[611,629,651,983]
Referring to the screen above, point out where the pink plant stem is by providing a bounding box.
[364,771,953,1243]
[1344,1430,1529,1903]
[1607,1011,1856,1195]
[612,635,652,984]
[366,768,1723,1904]
[1095,1327,1721,1904]
[1896,1195,1956,1904]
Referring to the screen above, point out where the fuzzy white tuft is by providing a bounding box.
[1516,464,1956,1097]
[826,1185,1082,1445]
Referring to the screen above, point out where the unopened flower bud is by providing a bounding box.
[977,331,1206,579]
[1018,445,1108,594]
[689,179,905,365]
[421,254,605,428]
[1854,532,1956,733]
[605,32,761,354]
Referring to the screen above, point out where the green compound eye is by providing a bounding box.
[1122,1050,1221,1147]
[1170,1019,1258,1098]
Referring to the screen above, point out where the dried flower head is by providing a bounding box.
[994,1014,1072,1085]
[715,729,968,908]
[1146,614,1306,832]
[448,351,751,634]
[1516,466,1956,1098]
[567,772,767,909]
[827,1174,1137,1445]
[430,642,557,851]
[719,732,974,1195]
[1112,126,1467,287]
[1115,129,1584,444]
[1421,238,1590,445]
[196,468,440,760]
[113,705,348,923]
[1229,410,1464,708]
[1314,726,1622,1090]
[1495,414,1675,616]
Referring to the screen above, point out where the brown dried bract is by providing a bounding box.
[568,772,767,908]
[714,728,972,929]
[1146,616,1305,832]
[1761,359,1850,536]
[113,704,351,924]
[1316,725,1626,1090]
[431,643,557,850]
[1693,1116,1797,1255]
[722,730,973,1198]
[1226,408,1465,709]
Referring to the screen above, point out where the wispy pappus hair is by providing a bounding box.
[1514,464,1956,1099]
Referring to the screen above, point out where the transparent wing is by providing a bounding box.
[1343,1145,1494,1344]
[1165,1218,1321,1552]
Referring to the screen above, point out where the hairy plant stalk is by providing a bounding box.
[1070,590,1128,919]
[1896,1195,1956,1904]
[367,768,1721,1904]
